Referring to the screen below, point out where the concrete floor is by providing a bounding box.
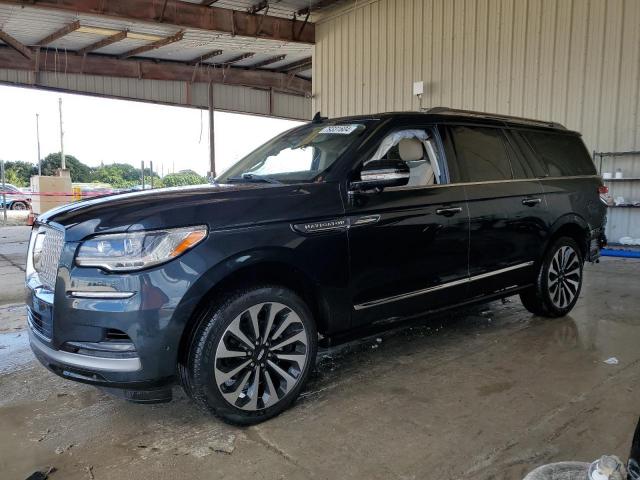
[1,226,639,480]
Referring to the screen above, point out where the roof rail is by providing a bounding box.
[425,107,566,129]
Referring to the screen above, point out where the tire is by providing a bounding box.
[10,201,28,211]
[181,285,317,426]
[520,236,584,318]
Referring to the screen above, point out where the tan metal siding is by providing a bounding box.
[0,69,311,120]
[314,0,640,240]
[315,0,638,147]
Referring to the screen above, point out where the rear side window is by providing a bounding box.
[448,126,513,182]
[522,131,596,176]
[504,130,548,179]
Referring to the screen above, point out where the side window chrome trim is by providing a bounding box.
[354,261,535,310]
[371,174,601,193]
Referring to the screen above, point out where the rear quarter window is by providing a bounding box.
[522,131,596,176]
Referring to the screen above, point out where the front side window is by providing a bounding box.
[364,129,442,187]
[218,123,367,184]
[448,126,513,182]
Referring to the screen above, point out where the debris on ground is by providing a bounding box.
[604,357,620,365]
[85,465,94,480]
[25,466,56,480]
[54,444,74,455]
[36,428,51,442]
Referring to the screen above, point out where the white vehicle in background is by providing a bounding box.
[0,183,31,210]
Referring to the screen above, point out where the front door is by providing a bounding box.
[346,127,470,327]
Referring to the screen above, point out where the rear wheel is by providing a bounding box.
[182,285,317,425]
[10,201,28,211]
[520,237,584,317]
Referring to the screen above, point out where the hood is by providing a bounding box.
[38,182,344,243]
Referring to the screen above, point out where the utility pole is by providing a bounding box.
[36,113,42,175]
[150,161,154,189]
[141,160,145,189]
[208,81,216,180]
[58,98,66,171]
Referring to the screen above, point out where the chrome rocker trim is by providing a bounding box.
[354,261,535,310]
[29,330,142,373]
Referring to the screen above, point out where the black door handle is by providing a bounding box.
[522,198,542,207]
[436,206,463,216]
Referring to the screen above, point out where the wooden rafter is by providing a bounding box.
[77,30,128,56]
[250,54,286,69]
[0,45,311,95]
[201,0,219,5]
[189,49,223,65]
[0,29,32,59]
[34,20,81,46]
[119,30,184,59]
[0,0,314,44]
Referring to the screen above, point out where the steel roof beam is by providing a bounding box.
[250,54,286,69]
[217,52,255,65]
[119,30,184,59]
[0,46,311,95]
[247,1,269,15]
[77,30,128,56]
[189,49,223,65]
[297,0,342,16]
[0,29,32,59]
[0,0,315,44]
[34,20,81,47]
[279,56,311,74]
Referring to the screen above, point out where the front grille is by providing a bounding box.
[28,306,53,341]
[35,226,65,290]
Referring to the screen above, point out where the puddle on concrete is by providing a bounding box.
[0,330,31,374]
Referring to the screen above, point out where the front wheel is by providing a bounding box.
[520,237,584,317]
[182,285,317,425]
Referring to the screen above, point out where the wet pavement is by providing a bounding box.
[0,224,638,480]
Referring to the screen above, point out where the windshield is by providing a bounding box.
[218,122,367,184]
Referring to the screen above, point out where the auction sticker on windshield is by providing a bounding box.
[319,125,360,135]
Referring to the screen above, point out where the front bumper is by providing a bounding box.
[29,329,142,373]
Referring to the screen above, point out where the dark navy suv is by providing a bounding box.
[26,108,608,425]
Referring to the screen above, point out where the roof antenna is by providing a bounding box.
[312,111,328,123]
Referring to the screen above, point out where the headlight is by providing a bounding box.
[75,225,208,272]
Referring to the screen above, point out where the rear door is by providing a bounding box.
[346,125,470,327]
[441,124,546,298]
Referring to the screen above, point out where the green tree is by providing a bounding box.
[41,152,93,182]
[162,170,207,187]
[1,161,37,187]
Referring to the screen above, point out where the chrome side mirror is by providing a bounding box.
[350,160,410,192]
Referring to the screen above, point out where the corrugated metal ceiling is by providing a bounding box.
[0,3,312,78]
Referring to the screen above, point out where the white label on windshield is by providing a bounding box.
[319,124,359,135]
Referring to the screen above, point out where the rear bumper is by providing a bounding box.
[588,227,607,261]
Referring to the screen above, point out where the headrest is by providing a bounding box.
[398,138,424,162]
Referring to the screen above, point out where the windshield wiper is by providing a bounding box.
[226,174,283,185]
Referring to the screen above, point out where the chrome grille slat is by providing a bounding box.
[36,226,64,291]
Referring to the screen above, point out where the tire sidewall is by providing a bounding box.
[191,286,317,425]
[539,237,584,316]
